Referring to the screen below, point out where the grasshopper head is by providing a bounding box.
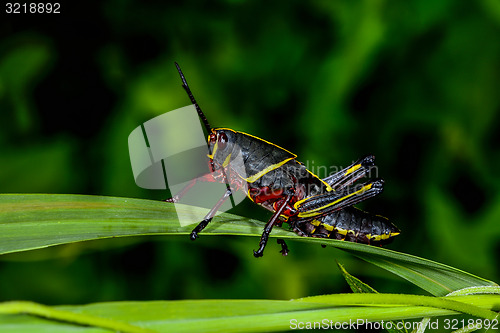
[207,129,237,170]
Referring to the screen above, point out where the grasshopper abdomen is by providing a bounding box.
[295,206,400,245]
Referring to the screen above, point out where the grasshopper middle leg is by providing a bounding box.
[253,195,292,258]
[190,188,233,240]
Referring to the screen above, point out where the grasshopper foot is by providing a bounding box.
[277,239,289,256]
[253,249,264,258]
[190,218,212,241]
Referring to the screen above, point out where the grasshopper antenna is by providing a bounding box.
[175,62,212,133]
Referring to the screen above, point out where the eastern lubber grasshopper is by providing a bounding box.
[167,63,400,257]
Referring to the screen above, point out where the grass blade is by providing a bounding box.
[338,261,378,294]
[0,295,498,333]
[337,262,407,333]
[0,194,496,297]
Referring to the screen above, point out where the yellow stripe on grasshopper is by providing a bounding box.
[368,231,400,241]
[309,220,361,236]
[307,169,333,192]
[321,223,334,231]
[344,163,361,176]
[295,183,373,218]
[336,228,348,236]
[207,136,218,159]
[222,153,232,167]
[244,157,295,183]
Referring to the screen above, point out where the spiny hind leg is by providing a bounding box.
[322,155,376,190]
[295,179,384,218]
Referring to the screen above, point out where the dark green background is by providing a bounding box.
[1,0,499,306]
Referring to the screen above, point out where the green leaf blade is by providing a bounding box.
[337,262,408,333]
[289,237,498,296]
[0,194,497,297]
[1,295,499,333]
[337,261,379,294]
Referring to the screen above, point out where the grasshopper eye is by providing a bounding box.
[209,133,217,144]
[218,132,228,150]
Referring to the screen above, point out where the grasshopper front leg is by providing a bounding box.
[164,168,225,203]
[165,178,198,203]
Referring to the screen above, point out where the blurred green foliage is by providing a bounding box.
[1,0,499,310]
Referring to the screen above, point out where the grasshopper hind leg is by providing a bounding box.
[323,155,376,190]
